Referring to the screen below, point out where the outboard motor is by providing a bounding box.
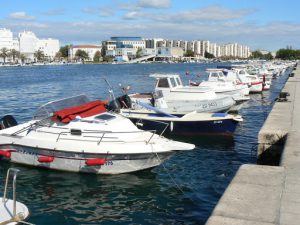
[0,115,18,130]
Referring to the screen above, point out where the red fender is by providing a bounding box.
[85,158,107,166]
[38,155,55,163]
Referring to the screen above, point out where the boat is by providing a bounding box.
[0,95,195,174]
[0,168,30,225]
[232,67,263,93]
[119,101,243,136]
[130,74,236,115]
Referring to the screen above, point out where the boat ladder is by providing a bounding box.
[1,168,33,225]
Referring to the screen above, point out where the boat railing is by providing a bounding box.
[2,168,20,217]
[30,125,158,145]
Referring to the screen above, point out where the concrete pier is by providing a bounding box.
[206,65,300,225]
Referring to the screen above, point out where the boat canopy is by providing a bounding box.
[52,100,107,123]
[33,95,91,120]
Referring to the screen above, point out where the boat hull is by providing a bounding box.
[0,145,173,174]
[157,96,235,114]
[129,117,239,135]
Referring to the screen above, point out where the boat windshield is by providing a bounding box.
[33,95,90,120]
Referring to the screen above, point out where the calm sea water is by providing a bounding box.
[0,63,290,225]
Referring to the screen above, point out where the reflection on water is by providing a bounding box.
[0,64,291,224]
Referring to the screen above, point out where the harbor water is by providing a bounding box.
[0,63,290,224]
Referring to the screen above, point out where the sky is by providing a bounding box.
[1,0,300,51]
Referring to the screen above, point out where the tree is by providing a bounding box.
[93,51,101,62]
[276,48,300,60]
[136,47,143,58]
[75,49,89,61]
[34,50,45,62]
[10,49,20,63]
[251,50,264,59]
[20,54,27,64]
[204,51,215,58]
[59,45,69,58]
[184,50,195,57]
[0,48,10,63]
[55,51,62,60]
[101,45,106,58]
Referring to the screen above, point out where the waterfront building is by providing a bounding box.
[145,38,164,49]
[68,45,102,61]
[102,37,251,60]
[186,41,195,52]
[157,47,183,58]
[0,28,14,50]
[19,31,39,61]
[36,38,59,60]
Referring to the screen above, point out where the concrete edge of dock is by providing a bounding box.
[206,64,300,225]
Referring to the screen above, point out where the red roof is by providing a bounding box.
[52,100,107,123]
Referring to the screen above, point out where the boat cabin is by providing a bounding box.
[150,74,183,90]
[206,69,242,84]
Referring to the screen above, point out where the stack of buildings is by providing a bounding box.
[101,37,251,62]
[0,28,59,63]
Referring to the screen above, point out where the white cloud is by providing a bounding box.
[122,5,256,22]
[137,0,171,9]
[9,12,35,20]
[81,7,113,17]
[44,8,65,16]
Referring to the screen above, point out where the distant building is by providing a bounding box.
[0,28,14,50]
[157,47,183,58]
[68,45,102,61]
[36,38,60,60]
[102,37,145,59]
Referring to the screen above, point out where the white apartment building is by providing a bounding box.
[36,38,60,60]
[69,45,102,61]
[0,28,60,62]
[19,31,39,61]
[0,28,14,50]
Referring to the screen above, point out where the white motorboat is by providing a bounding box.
[233,67,263,93]
[0,168,30,225]
[130,74,236,115]
[0,95,195,174]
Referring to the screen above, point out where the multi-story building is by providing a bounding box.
[69,45,102,61]
[36,38,60,60]
[18,31,39,61]
[0,28,14,50]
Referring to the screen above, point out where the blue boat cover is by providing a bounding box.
[136,101,178,118]
[212,113,227,117]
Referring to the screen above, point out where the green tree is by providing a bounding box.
[101,45,106,58]
[55,51,62,60]
[93,51,101,62]
[34,50,45,62]
[0,48,10,63]
[276,48,300,60]
[59,45,69,58]
[136,47,143,58]
[251,50,264,59]
[204,51,215,58]
[184,50,195,57]
[20,54,27,64]
[10,49,20,63]
[75,49,89,61]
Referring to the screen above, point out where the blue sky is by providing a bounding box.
[1,0,300,51]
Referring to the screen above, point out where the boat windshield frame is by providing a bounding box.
[33,94,90,120]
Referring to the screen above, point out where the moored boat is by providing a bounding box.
[0,95,195,174]
[120,103,243,136]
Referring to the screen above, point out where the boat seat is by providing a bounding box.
[0,115,18,130]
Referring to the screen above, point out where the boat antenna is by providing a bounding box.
[104,78,116,101]
[103,77,119,111]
